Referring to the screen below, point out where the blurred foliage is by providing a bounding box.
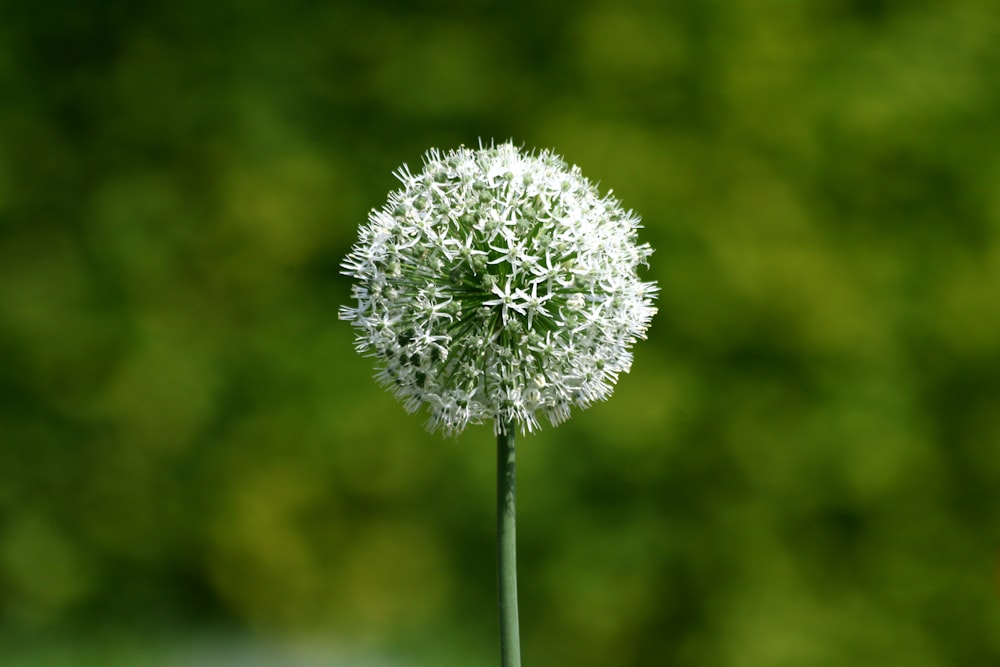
[2,0,1000,665]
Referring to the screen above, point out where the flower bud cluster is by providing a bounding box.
[341,142,657,436]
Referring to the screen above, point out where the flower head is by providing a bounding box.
[341,141,658,436]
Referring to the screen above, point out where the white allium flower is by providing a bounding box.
[340,141,658,436]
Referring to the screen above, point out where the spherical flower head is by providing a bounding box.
[341,141,658,436]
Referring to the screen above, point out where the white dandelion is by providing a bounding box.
[340,141,658,437]
[340,140,658,667]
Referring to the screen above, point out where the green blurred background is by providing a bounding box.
[2,0,999,665]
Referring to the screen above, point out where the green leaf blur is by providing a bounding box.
[1,0,998,665]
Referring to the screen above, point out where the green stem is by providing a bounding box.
[497,421,521,667]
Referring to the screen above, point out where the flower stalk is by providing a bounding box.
[496,421,521,667]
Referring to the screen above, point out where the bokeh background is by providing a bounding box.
[2,0,999,665]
